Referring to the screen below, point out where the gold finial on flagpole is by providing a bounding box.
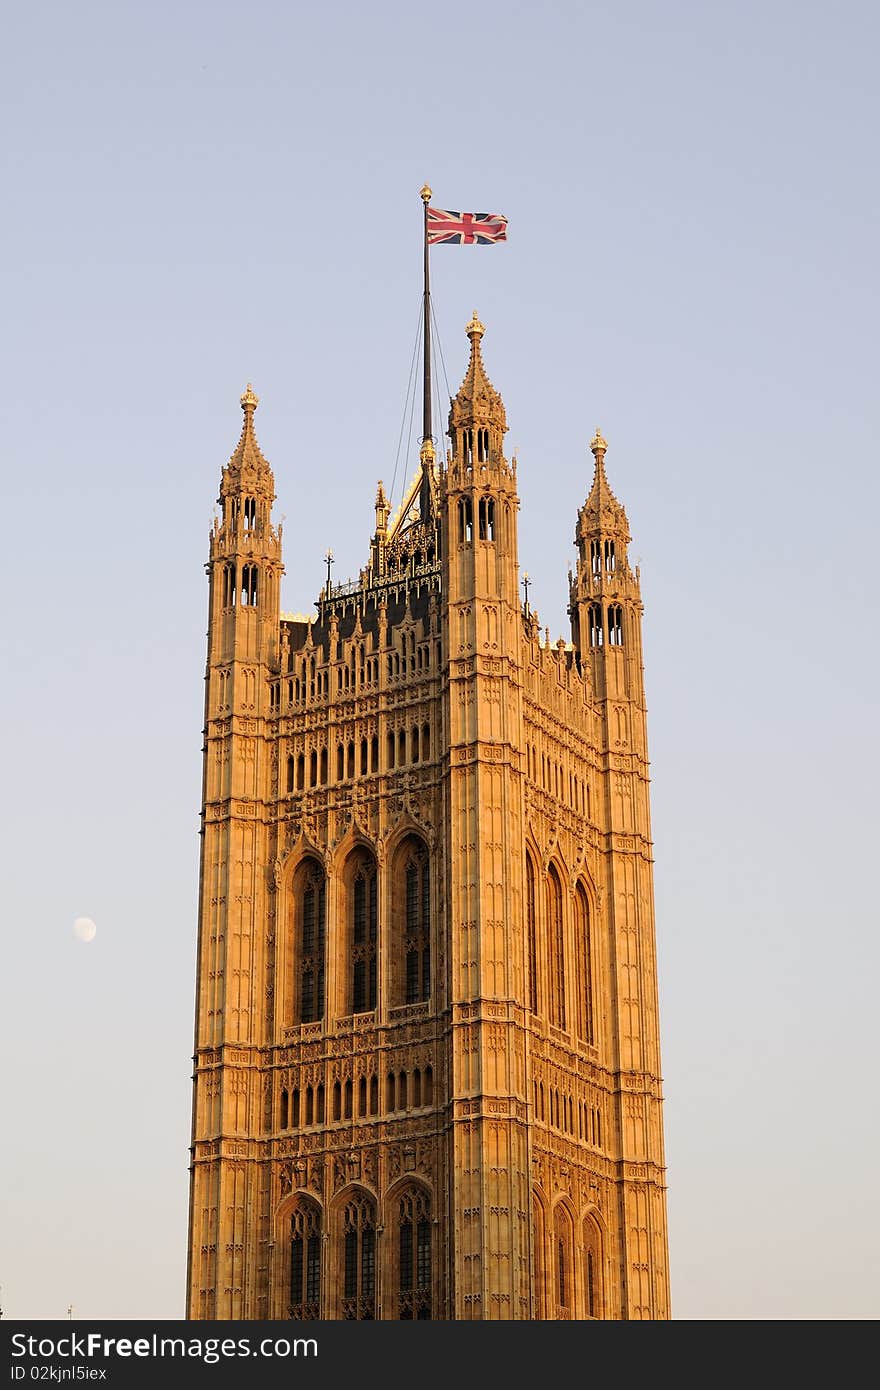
[420,184,432,203]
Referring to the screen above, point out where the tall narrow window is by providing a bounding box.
[608,604,623,646]
[547,866,566,1030]
[240,564,258,607]
[341,1194,377,1320]
[554,1208,573,1318]
[533,1197,546,1320]
[293,860,326,1024]
[604,539,616,573]
[222,563,236,607]
[590,540,601,577]
[350,855,378,1013]
[458,497,473,543]
[395,838,430,1005]
[289,1200,322,1319]
[575,884,595,1046]
[583,1217,603,1318]
[397,1187,432,1319]
[478,497,496,541]
[526,855,538,1015]
[588,604,603,648]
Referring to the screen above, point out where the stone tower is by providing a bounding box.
[186,319,670,1321]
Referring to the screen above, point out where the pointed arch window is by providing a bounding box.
[532,1196,546,1319]
[547,866,566,1030]
[341,1193,377,1320]
[575,884,595,1046]
[244,496,257,530]
[583,1217,603,1318]
[394,838,430,1006]
[397,1186,432,1319]
[293,859,326,1024]
[604,539,616,573]
[588,604,603,647]
[590,540,601,577]
[608,604,623,645]
[349,854,378,1014]
[458,497,473,544]
[526,854,538,1016]
[222,562,236,608]
[289,1199,322,1319]
[478,497,496,541]
[554,1207,574,1319]
[241,564,258,607]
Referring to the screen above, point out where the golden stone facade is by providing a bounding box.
[186,315,670,1320]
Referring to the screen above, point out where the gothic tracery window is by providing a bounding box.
[397,1186,432,1319]
[547,865,566,1031]
[583,1216,603,1318]
[458,496,473,543]
[395,838,430,1006]
[533,1196,546,1319]
[553,1207,574,1319]
[341,1193,377,1320]
[288,1199,322,1319]
[526,854,538,1015]
[349,853,378,1014]
[292,859,326,1024]
[575,884,595,1046]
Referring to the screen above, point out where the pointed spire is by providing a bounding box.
[449,311,507,441]
[375,479,390,535]
[578,428,630,543]
[222,383,274,494]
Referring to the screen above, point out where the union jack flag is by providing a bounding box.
[426,207,508,246]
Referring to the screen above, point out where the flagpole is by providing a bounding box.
[420,184,432,445]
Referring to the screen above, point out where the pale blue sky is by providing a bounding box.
[2,0,878,1321]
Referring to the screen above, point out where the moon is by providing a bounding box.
[73,916,97,943]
